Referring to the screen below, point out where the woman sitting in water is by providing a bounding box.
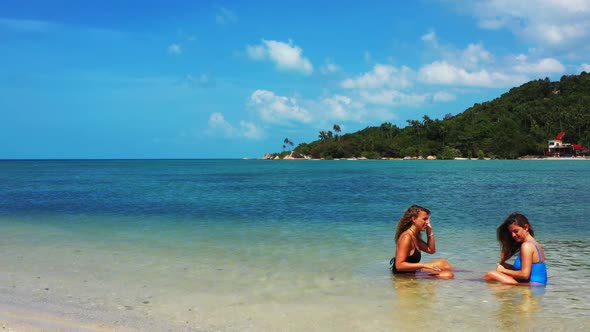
[483,212,547,285]
[390,205,454,278]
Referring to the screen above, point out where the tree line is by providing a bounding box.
[275,72,590,159]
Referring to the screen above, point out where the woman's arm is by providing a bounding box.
[416,218,436,254]
[395,234,430,271]
[497,251,515,269]
[496,242,534,280]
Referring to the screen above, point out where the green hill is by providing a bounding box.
[288,72,590,159]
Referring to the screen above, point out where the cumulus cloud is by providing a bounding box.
[337,61,461,109]
[322,95,357,121]
[208,112,235,136]
[418,61,527,87]
[216,7,238,25]
[207,112,262,139]
[249,89,312,124]
[513,57,565,74]
[461,43,492,68]
[432,91,457,102]
[246,89,410,126]
[340,64,413,89]
[464,0,590,49]
[246,39,313,75]
[580,63,590,72]
[478,17,509,30]
[320,94,398,122]
[239,121,263,139]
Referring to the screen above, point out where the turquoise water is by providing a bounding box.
[1,159,589,331]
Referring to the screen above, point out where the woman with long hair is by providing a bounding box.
[483,212,547,285]
[390,205,454,278]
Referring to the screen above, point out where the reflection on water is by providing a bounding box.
[389,275,440,330]
[488,284,543,330]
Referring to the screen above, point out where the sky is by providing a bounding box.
[1,0,590,159]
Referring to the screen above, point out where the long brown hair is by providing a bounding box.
[497,212,535,263]
[394,205,430,241]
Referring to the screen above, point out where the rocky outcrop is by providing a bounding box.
[283,151,307,159]
[261,151,310,160]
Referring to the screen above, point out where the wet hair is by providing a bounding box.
[394,205,430,242]
[497,212,535,263]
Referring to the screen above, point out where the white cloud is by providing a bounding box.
[168,43,182,55]
[340,64,413,89]
[521,22,589,47]
[461,43,492,68]
[246,89,414,126]
[418,61,527,87]
[246,39,313,75]
[322,95,356,121]
[249,89,312,124]
[216,7,238,25]
[513,57,565,74]
[207,112,262,139]
[465,0,590,48]
[320,94,396,123]
[478,17,509,29]
[580,63,590,72]
[432,91,456,102]
[239,121,263,139]
[208,112,236,136]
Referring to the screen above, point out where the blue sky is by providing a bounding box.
[1,0,590,159]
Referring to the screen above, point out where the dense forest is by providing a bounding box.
[280,72,590,159]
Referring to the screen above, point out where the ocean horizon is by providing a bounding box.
[1,159,589,331]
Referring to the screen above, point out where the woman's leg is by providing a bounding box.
[436,270,455,279]
[432,258,453,270]
[483,270,518,285]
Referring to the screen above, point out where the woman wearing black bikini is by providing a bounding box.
[390,205,454,278]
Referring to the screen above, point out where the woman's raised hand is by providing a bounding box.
[425,217,433,232]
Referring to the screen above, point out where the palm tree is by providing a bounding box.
[283,137,294,151]
[318,131,328,142]
[333,124,341,141]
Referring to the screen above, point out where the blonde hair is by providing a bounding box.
[394,205,430,241]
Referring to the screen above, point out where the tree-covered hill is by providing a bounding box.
[287,72,590,159]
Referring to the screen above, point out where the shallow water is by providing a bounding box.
[1,160,589,330]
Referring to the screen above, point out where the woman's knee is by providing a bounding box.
[434,258,453,270]
[438,270,454,279]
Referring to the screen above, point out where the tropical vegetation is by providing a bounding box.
[275,72,590,159]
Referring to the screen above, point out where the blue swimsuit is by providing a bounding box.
[513,243,547,284]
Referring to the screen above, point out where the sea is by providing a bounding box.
[0,159,589,331]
